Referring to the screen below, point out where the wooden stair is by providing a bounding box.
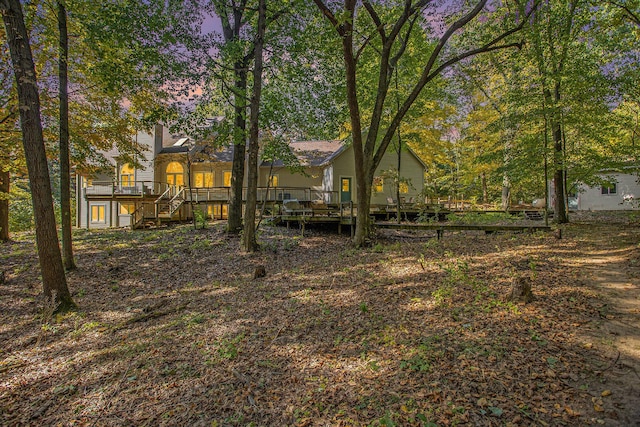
[155,187,185,221]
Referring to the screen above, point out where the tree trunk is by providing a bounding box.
[241,0,265,253]
[481,172,487,204]
[501,174,510,210]
[58,1,75,270]
[0,169,8,241]
[1,0,75,311]
[552,120,568,223]
[552,83,568,224]
[396,156,401,224]
[353,175,372,247]
[227,69,247,233]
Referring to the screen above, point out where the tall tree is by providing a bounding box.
[241,0,265,252]
[210,0,252,234]
[1,0,75,311]
[57,0,74,270]
[1,21,22,240]
[313,0,535,246]
[0,167,7,241]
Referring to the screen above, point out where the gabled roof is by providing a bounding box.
[290,140,344,166]
[262,140,345,167]
[200,144,236,162]
[159,142,234,162]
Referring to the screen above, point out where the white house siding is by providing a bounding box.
[133,130,156,185]
[77,173,115,229]
[77,128,161,229]
[576,173,640,211]
[322,165,334,194]
[81,200,114,229]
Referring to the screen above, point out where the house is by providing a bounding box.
[572,172,639,211]
[76,126,427,229]
[259,140,426,206]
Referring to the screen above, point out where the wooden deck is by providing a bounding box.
[83,181,550,233]
[277,205,551,238]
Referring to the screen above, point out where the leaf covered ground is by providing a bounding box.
[1,212,639,426]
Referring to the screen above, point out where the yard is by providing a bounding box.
[1,212,639,426]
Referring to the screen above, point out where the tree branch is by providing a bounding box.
[372,0,538,172]
[313,0,342,35]
[362,0,386,42]
[609,0,640,27]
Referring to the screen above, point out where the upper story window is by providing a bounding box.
[166,162,184,186]
[194,172,214,188]
[223,171,232,187]
[120,164,134,187]
[269,175,279,187]
[601,183,617,195]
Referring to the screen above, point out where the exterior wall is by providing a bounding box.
[330,147,355,202]
[576,173,639,211]
[78,127,162,229]
[371,148,425,205]
[330,146,425,204]
[259,166,323,188]
[155,157,235,189]
[132,130,156,184]
[77,173,115,229]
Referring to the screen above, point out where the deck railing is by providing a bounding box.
[85,180,170,197]
[85,181,341,205]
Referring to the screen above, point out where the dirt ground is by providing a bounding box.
[1,211,639,426]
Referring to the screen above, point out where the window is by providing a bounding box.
[223,171,232,187]
[120,164,134,187]
[91,205,105,223]
[166,162,184,186]
[119,203,135,215]
[373,177,383,193]
[269,175,279,187]
[210,204,228,219]
[399,181,409,194]
[194,172,213,188]
[601,183,617,195]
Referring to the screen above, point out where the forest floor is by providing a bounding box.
[1,211,639,427]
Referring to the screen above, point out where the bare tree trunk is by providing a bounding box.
[481,172,487,204]
[241,0,265,252]
[0,169,8,241]
[1,0,75,311]
[227,70,247,233]
[552,83,568,224]
[256,162,274,230]
[396,142,401,224]
[552,121,568,223]
[214,2,251,234]
[354,174,372,247]
[501,174,511,210]
[58,1,75,270]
